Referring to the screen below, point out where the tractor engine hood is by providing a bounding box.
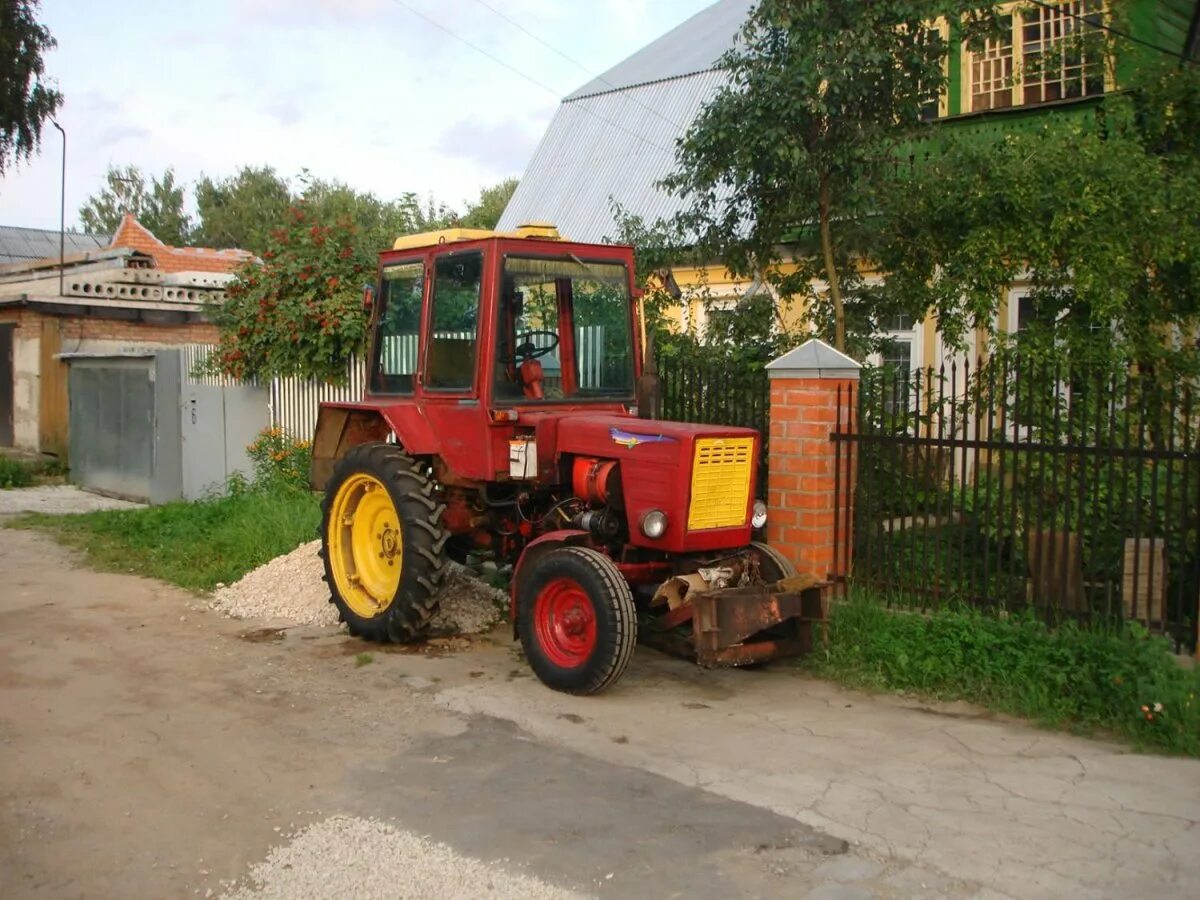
[546,414,760,553]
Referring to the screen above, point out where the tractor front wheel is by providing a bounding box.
[320,443,448,642]
[518,547,637,695]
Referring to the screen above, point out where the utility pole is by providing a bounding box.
[51,120,65,297]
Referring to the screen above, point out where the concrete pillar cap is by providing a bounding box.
[766,339,861,380]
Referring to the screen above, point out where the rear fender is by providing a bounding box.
[509,529,591,637]
[309,405,391,491]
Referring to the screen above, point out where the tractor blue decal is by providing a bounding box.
[610,427,676,449]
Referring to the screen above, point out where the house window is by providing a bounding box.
[970,3,1105,113]
[1021,0,1104,104]
[970,14,1014,111]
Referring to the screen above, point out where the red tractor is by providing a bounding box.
[311,224,825,694]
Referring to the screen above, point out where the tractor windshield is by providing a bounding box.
[494,256,635,403]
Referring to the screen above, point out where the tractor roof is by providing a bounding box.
[391,222,563,253]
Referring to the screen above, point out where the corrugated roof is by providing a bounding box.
[500,0,751,244]
[499,69,729,244]
[500,70,728,244]
[567,0,752,100]
[0,226,109,266]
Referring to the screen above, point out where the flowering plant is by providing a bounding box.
[246,427,311,490]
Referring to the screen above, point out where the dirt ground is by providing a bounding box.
[1,526,1198,899]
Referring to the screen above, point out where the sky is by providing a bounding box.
[0,0,714,234]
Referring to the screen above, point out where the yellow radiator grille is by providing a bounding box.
[687,437,754,531]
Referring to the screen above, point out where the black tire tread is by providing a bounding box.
[318,442,448,642]
[518,546,637,695]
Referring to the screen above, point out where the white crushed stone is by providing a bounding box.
[210,540,506,635]
[220,815,586,900]
[0,484,144,516]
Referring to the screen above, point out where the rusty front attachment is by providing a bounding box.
[642,575,830,668]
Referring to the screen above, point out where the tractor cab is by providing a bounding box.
[368,224,638,407]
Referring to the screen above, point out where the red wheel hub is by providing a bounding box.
[533,577,597,668]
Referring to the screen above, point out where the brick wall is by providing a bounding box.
[765,342,859,584]
[57,318,218,345]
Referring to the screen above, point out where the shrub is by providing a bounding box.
[246,427,311,490]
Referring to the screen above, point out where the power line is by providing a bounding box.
[383,0,678,154]
[466,0,688,129]
[1024,0,1198,65]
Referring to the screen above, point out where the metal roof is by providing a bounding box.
[499,0,752,244]
[566,0,753,100]
[499,69,728,244]
[0,225,109,266]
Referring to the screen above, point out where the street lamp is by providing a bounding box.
[51,120,65,297]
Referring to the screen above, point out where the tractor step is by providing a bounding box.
[640,577,831,668]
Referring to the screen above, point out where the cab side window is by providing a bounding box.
[426,252,482,391]
[370,261,423,394]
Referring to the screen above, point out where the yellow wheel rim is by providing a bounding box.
[328,473,403,619]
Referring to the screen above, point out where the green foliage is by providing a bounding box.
[811,596,1200,756]
[297,171,452,253]
[460,177,518,229]
[79,165,193,244]
[193,165,292,255]
[205,203,372,383]
[245,426,311,490]
[8,483,320,592]
[0,456,35,489]
[664,0,999,352]
[874,59,1200,375]
[0,0,61,174]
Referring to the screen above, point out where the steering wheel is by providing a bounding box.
[508,329,560,361]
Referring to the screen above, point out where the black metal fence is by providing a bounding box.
[834,358,1200,652]
[657,354,771,491]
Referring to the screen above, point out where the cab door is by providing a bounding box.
[418,247,494,480]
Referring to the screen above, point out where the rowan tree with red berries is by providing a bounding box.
[208,203,372,383]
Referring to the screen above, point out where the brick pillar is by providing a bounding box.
[765,339,860,583]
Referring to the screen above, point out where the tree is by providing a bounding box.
[873,57,1200,383]
[78,164,192,244]
[0,0,61,175]
[459,177,518,229]
[296,172,434,253]
[664,0,997,353]
[193,165,292,255]
[206,203,372,383]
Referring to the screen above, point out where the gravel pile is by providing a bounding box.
[220,815,585,900]
[210,541,506,635]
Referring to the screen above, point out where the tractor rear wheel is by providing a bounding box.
[320,443,447,642]
[517,547,637,695]
[749,540,798,584]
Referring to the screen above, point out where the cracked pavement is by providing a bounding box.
[432,647,1200,898]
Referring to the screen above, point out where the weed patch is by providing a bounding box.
[807,597,1200,756]
[9,485,320,592]
[0,457,36,489]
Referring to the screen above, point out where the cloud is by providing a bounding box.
[435,117,540,175]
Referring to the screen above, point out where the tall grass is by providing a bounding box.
[9,485,321,592]
[808,595,1200,756]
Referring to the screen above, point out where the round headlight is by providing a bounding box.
[751,500,768,529]
[640,509,668,539]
